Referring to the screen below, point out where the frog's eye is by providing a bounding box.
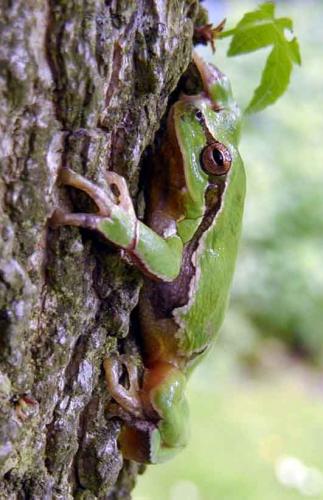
[201,142,232,176]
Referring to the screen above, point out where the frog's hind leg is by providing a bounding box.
[105,359,191,463]
[104,355,164,464]
[104,355,144,419]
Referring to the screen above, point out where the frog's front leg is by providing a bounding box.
[52,167,183,281]
[104,357,190,463]
[51,167,136,244]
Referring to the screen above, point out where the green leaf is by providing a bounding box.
[227,23,277,56]
[246,44,292,114]
[219,2,301,113]
[288,38,302,65]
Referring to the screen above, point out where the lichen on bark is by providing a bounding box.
[0,0,207,497]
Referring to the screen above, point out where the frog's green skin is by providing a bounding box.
[52,53,245,464]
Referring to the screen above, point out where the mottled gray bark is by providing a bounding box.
[0,0,206,497]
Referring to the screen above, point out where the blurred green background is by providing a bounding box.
[134,1,323,498]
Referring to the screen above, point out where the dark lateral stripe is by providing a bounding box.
[195,109,217,145]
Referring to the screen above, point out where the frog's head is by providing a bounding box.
[172,53,242,237]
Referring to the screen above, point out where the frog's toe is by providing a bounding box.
[59,167,116,216]
[104,355,144,419]
[106,171,135,215]
[50,208,102,230]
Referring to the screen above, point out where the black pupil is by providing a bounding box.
[212,148,224,166]
[195,110,203,122]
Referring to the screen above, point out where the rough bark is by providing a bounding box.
[0,0,208,497]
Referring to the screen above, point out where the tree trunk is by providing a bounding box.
[0,0,208,497]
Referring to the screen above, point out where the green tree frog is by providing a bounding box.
[52,53,246,464]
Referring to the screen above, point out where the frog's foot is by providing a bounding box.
[103,356,162,463]
[104,355,144,420]
[107,361,190,464]
[51,167,137,248]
